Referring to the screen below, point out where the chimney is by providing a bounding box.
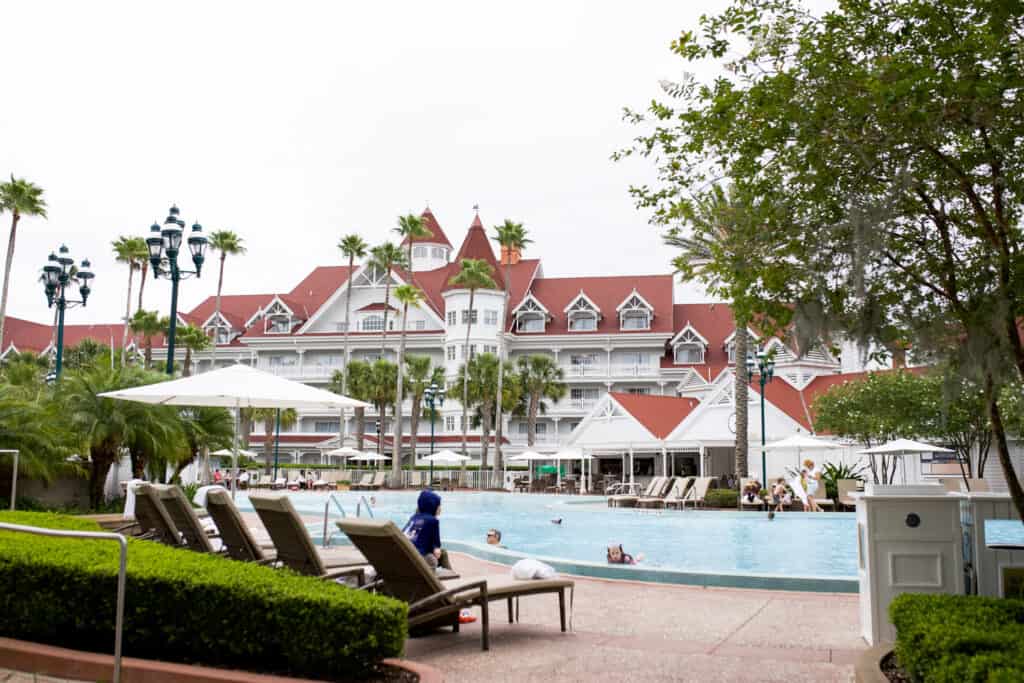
[500,245,521,266]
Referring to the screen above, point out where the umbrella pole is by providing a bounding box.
[273,408,281,481]
[231,400,240,500]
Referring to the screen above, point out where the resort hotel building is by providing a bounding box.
[7,207,1015,487]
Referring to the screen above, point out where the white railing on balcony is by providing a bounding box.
[559,363,607,378]
[555,398,599,412]
[610,363,658,378]
[259,364,343,379]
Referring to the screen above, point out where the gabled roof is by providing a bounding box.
[356,302,398,312]
[616,288,655,313]
[285,265,355,319]
[512,274,674,336]
[609,392,701,439]
[563,290,602,315]
[669,321,710,346]
[406,207,453,248]
[1,316,53,354]
[511,291,550,316]
[750,378,814,432]
[188,294,275,332]
[444,213,504,291]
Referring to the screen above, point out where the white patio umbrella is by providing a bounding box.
[553,449,592,490]
[507,451,552,489]
[421,449,470,463]
[858,439,955,485]
[99,363,371,497]
[211,448,259,458]
[763,434,841,471]
[325,446,365,468]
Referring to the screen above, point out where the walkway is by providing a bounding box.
[404,553,863,682]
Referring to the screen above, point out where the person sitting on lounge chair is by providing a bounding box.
[403,490,444,569]
[213,469,223,484]
[607,544,642,565]
[742,480,762,504]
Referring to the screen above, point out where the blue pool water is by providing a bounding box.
[236,491,858,590]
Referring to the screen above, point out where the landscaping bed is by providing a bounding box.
[888,593,1024,682]
[0,511,408,680]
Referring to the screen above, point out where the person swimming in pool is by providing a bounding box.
[607,544,643,565]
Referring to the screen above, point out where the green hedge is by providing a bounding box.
[890,593,1024,682]
[0,511,407,679]
[703,488,738,508]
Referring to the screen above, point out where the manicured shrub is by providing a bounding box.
[0,511,407,679]
[890,593,1024,682]
[703,488,738,508]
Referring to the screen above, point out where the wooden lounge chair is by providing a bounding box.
[205,487,276,562]
[837,479,861,510]
[681,477,714,508]
[636,477,678,508]
[366,472,387,490]
[351,473,374,490]
[407,471,423,488]
[337,518,574,651]
[665,477,696,509]
[609,477,664,508]
[131,482,182,546]
[249,494,369,583]
[156,485,219,553]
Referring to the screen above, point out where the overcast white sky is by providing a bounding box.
[2,0,748,325]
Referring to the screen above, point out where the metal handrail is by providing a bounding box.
[356,495,375,518]
[322,493,348,547]
[0,523,127,683]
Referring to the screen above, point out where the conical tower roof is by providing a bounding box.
[444,212,504,291]
[405,207,453,248]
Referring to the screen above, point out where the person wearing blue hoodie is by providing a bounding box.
[403,490,444,568]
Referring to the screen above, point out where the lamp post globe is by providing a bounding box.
[144,205,206,375]
[748,349,775,489]
[424,382,446,488]
[42,245,96,380]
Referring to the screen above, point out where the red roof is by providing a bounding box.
[444,214,505,291]
[516,274,673,336]
[356,302,397,312]
[286,265,354,318]
[609,392,701,439]
[752,379,815,431]
[1,316,149,355]
[247,433,509,445]
[405,208,453,248]
[1,316,53,354]
[187,293,274,332]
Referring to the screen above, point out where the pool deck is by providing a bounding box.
[404,552,863,682]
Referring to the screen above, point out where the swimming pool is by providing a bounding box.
[235,490,859,592]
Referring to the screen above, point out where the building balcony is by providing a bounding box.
[259,364,343,380]
[610,364,658,378]
[559,363,607,378]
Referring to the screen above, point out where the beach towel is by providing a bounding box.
[789,475,809,507]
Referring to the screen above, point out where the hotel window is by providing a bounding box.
[674,343,705,364]
[484,309,498,325]
[620,352,649,367]
[414,320,425,330]
[431,247,446,259]
[314,420,341,433]
[461,309,478,324]
[566,295,600,331]
[516,313,545,332]
[447,345,456,361]
[445,415,456,432]
[266,316,290,333]
[361,315,385,332]
[618,293,653,330]
[517,422,529,435]
[461,344,477,360]
[535,423,548,435]
[570,353,596,367]
[447,311,456,326]
[726,331,754,364]
[571,387,599,402]
[268,355,296,367]
[413,246,427,258]
[483,345,498,355]
[627,387,652,395]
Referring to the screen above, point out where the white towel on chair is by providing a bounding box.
[193,484,228,509]
[122,479,145,520]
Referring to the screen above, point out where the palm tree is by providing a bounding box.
[665,184,755,478]
[207,231,246,360]
[448,258,497,457]
[254,408,298,466]
[394,213,431,282]
[130,310,164,369]
[176,323,211,376]
[406,355,443,463]
[517,354,568,447]
[112,236,148,366]
[491,219,531,472]
[369,242,407,348]
[337,234,368,393]
[125,400,185,480]
[0,176,47,348]
[174,406,234,483]
[0,390,70,484]
[450,353,502,468]
[0,351,50,388]
[331,361,373,451]
[367,359,398,456]
[391,283,425,478]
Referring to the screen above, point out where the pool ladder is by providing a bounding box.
[321,493,375,547]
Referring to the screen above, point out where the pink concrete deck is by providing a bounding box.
[406,552,863,682]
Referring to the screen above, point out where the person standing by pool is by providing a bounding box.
[804,459,823,512]
[403,490,444,568]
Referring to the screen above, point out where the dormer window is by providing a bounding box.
[616,291,654,331]
[413,246,427,258]
[512,294,550,333]
[266,316,291,333]
[205,325,232,345]
[670,324,709,364]
[431,247,447,260]
[262,298,297,335]
[361,315,385,332]
[565,292,601,332]
[725,328,760,364]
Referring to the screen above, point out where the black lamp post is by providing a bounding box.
[423,382,446,486]
[145,205,207,375]
[42,245,95,380]
[746,348,775,488]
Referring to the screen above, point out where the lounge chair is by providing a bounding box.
[636,477,678,508]
[367,472,387,490]
[964,478,990,492]
[609,477,664,508]
[206,487,276,562]
[337,470,352,487]
[313,471,334,490]
[249,494,370,583]
[408,471,423,488]
[338,518,574,651]
[131,482,182,546]
[681,477,714,508]
[155,485,218,554]
[837,479,861,510]
[351,473,374,490]
[665,477,696,509]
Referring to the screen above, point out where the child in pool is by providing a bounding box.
[607,544,643,565]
